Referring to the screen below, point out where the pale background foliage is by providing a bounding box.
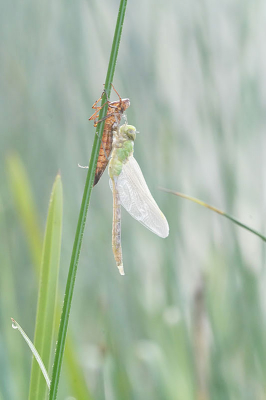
[1,0,266,398]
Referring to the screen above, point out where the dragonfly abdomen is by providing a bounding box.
[111,177,124,275]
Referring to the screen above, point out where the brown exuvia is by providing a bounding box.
[89,90,130,186]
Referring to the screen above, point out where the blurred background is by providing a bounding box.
[1,0,266,398]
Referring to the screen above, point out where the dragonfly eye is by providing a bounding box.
[127,129,136,140]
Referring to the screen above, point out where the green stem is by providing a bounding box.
[48,1,128,398]
[160,187,266,242]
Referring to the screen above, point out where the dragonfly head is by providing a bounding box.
[120,124,137,141]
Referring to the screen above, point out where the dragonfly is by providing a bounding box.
[89,87,130,186]
[108,124,169,275]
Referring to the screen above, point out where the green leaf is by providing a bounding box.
[28,174,63,400]
[11,318,51,389]
[160,187,266,242]
[0,196,28,399]
[6,152,43,268]
[6,153,92,399]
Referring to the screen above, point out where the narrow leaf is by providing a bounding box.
[160,187,266,242]
[28,174,63,400]
[6,152,42,268]
[11,318,51,389]
[6,153,92,399]
[0,197,27,398]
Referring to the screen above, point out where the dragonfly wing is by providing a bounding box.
[110,156,169,238]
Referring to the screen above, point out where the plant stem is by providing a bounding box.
[48,1,128,398]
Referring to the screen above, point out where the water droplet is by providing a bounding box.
[11,319,18,329]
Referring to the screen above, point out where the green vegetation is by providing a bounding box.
[1,0,266,399]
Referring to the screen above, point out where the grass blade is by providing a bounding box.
[48,1,128,398]
[160,187,266,242]
[6,152,42,268]
[0,196,28,398]
[28,174,63,400]
[6,153,92,399]
[11,318,50,389]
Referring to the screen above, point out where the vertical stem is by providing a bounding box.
[48,1,128,398]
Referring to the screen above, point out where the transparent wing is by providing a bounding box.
[110,156,169,238]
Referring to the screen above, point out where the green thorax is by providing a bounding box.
[108,124,137,179]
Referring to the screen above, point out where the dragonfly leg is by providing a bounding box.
[89,84,124,126]
[111,84,122,102]
[89,100,110,126]
[88,109,100,126]
[90,83,119,113]
[90,86,111,122]
[91,86,110,109]
[95,108,118,125]
[91,95,102,110]
[91,85,110,110]
[102,87,110,102]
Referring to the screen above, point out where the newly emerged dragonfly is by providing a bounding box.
[89,87,130,186]
[109,124,169,275]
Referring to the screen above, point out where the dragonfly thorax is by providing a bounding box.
[109,124,137,179]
